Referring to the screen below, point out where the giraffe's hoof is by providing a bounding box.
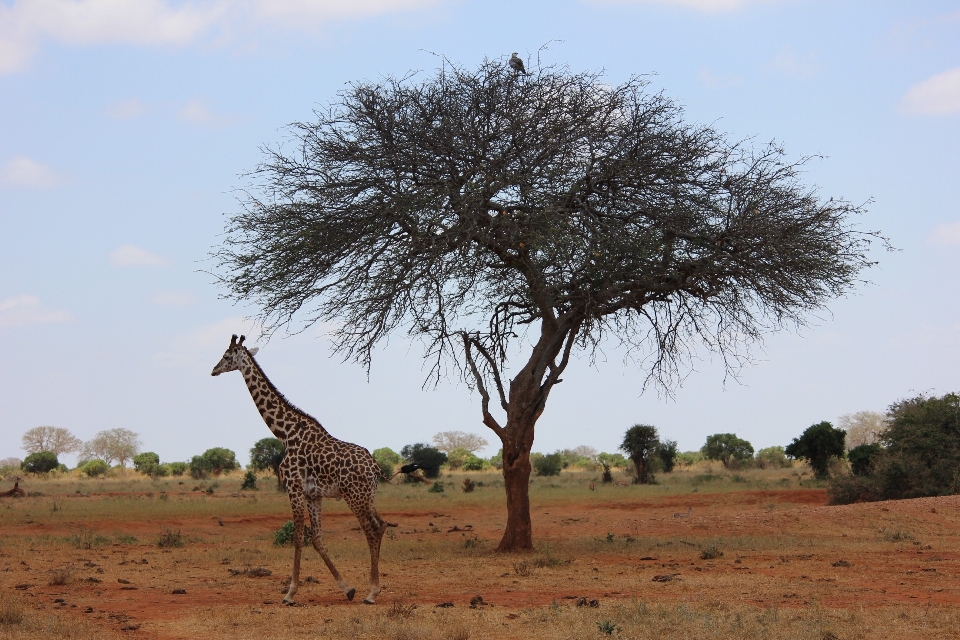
[345,588,356,601]
[363,598,376,605]
[282,599,296,606]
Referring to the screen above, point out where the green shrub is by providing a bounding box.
[532,452,563,477]
[200,447,240,475]
[21,451,59,474]
[848,443,882,476]
[241,470,259,490]
[189,455,212,479]
[428,481,445,493]
[756,446,791,469]
[273,520,313,546]
[167,461,188,476]
[133,452,161,474]
[80,459,109,478]
[372,447,401,480]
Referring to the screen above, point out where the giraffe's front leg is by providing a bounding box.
[283,497,306,605]
[307,498,355,601]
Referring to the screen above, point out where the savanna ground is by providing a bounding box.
[2,464,959,640]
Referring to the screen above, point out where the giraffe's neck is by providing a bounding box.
[238,352,331,444]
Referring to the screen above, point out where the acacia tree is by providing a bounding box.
[432,431,489,453]
[214,58,882,550]
[21,426,82,458]
[82,428,141,467]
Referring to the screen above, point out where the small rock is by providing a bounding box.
[832,560,851,568]
[469,595,484,608]
[436,602,454,608]
[118,578,131,584]
[652,573,680,582]
[172,589,187,594]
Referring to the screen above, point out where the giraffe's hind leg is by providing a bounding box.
[307,498,355,601]
[358,508,388,604]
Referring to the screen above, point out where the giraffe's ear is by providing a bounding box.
[247,347,259,356]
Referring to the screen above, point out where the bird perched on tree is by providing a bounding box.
[509,52,527,75]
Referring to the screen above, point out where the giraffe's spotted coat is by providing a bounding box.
[211,335,389,604]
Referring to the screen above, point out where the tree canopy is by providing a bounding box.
[214,57,883,550]
[21,426,81,457]
[82,429,140,467]
[620,424,660,484]
[431,431,489,453]
[701,433,754,465]
[785,421,846,478]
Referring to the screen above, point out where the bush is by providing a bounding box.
[372,447,401,479]
[189,455,212,479]
[830,393,960,504]
[133,452,160,473]
[848,443,882,476]
[274,521,310,546]
[80,459,109,477]
[597,452,629,469]
[241,470,259,490]
[21,451,59,474]
[785,422,846,479]
[428,481,445,493]
[167,461,187,476]
[489,449,503,470]
[532,452,563,477]
[400,443,447,479]
[755,446,791,469]
[189,447,240,479]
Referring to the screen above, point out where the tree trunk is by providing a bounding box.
[498,445,533,551]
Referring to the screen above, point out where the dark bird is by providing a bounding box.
[509,52,527,75]
[399,463,422,474]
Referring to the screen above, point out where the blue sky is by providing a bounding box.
[1,0,958,467]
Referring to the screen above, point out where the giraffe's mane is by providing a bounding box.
[244,348,327,432]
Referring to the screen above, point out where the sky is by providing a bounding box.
[1,0,958,468]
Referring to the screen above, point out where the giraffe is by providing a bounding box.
[211,334,392,604]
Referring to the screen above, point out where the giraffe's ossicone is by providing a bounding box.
[212,334,394,604]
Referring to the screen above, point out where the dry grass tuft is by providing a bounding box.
[0,596,25,626]
[48,566,73,586]
[513,559,532,577]
[386,599,417,619]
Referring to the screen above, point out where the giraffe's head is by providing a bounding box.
[211,334,259,376]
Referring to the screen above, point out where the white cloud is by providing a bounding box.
[0,0,442,74]
[178,98,230,127]
[105,97,145,119]
[900,67,960,116]
[0,155,65,188]
[765,47,822,78]
[0,295,73,328]
[152,316,260,366]
[108,244,171,267]
[584,0,770,12]
[698,67,741,88]
[928,221,960,246]
[149,290,194,306]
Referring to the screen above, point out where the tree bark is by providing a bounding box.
[498,443,533,551]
